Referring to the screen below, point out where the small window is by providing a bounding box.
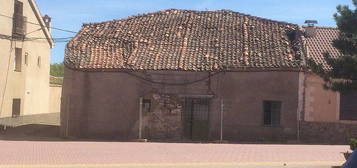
[24,52,28,65]
[14,48,22,72]
[142,99,151,114]
[263,101,281,127]
[37,56,41,67]
[12,98,21,117]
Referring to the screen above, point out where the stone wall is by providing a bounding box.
[141,93,183,140]
[301,121,357,144]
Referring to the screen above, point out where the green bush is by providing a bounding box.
[350,138,357,151]
[50,63,64,77]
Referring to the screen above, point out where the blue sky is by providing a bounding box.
[35,0,353,64]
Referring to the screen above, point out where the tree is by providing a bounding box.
[50,63,64,77]
[308,0,357,92]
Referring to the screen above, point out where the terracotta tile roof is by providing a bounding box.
[303,26,341,70]
[65,9,305,71]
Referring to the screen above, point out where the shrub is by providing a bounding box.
[350,138,357,151]
[50,63,64,77]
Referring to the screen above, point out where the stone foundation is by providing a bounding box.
[301,121,357,144]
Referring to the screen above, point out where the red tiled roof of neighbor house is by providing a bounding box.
[303,26,341,70]
[65,9,306,71]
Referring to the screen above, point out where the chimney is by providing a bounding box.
[304,20,318,37]
[42,15,51,32]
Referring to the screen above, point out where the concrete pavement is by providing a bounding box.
[0,141,349,168]
[0,163,343,168]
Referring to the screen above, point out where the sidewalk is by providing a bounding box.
[0,141,349,168]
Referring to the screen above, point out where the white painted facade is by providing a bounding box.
[0,0,53,118]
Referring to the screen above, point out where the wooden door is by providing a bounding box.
[184,98,209,141]
[12,99,21,117]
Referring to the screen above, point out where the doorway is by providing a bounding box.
[183,98,209,141]
[12,99,21,117]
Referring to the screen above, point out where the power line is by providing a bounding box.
[25,28,42,35]
[0,13,78,34]
[123,71,222,86]
[0,33,73,43]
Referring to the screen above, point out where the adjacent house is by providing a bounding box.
[61,9,357,143]
[0,0,53,118]
[301,26,357,143]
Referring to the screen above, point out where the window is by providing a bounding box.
[14,48,22,72]
[142,99,151,114]
[340,91,357,120]
[12,0,26,38]
[263,101,281,127]
[24,52,28,65]
[12,99,21,117]
[37,56,41,67]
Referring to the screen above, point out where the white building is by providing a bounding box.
[0,0,53,118]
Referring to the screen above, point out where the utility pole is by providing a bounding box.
[139,97,143,139]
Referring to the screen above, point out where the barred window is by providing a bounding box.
[263,101,281,127]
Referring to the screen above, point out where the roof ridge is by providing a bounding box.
[82,8,297,27]
[28,0,53,47]
[302,25,338,29]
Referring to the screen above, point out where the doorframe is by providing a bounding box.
[181,95,212,141]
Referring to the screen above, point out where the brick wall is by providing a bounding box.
[61,68,301,141]
[301,121,357,144]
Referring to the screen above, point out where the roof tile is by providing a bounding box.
[303,26,340,70]
[65,9,305,71]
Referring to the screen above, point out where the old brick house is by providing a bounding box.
[61,9,357,142]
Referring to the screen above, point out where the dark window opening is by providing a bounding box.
[263,101,281,127]
[142,99,151,114]
[14,48,22,72]
[13,0,26,39]
[12,99,21,118]
[340,91,357,120]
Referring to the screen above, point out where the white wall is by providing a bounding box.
[0,0,52,117]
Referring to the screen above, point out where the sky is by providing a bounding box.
[35,0,354,64]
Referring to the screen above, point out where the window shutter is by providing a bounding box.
[13,0,25,38]
[15,48,22,72]
[340,91,357,120]
[14,0,23,16]
[22,16,27,35]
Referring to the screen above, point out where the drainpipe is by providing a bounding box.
[220,99,224,141]
[139,97,143,139]
[297,72,306,142]
[65,97,70,137]
[297,111,301,142]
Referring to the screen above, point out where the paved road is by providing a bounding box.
[0,141,349,168]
